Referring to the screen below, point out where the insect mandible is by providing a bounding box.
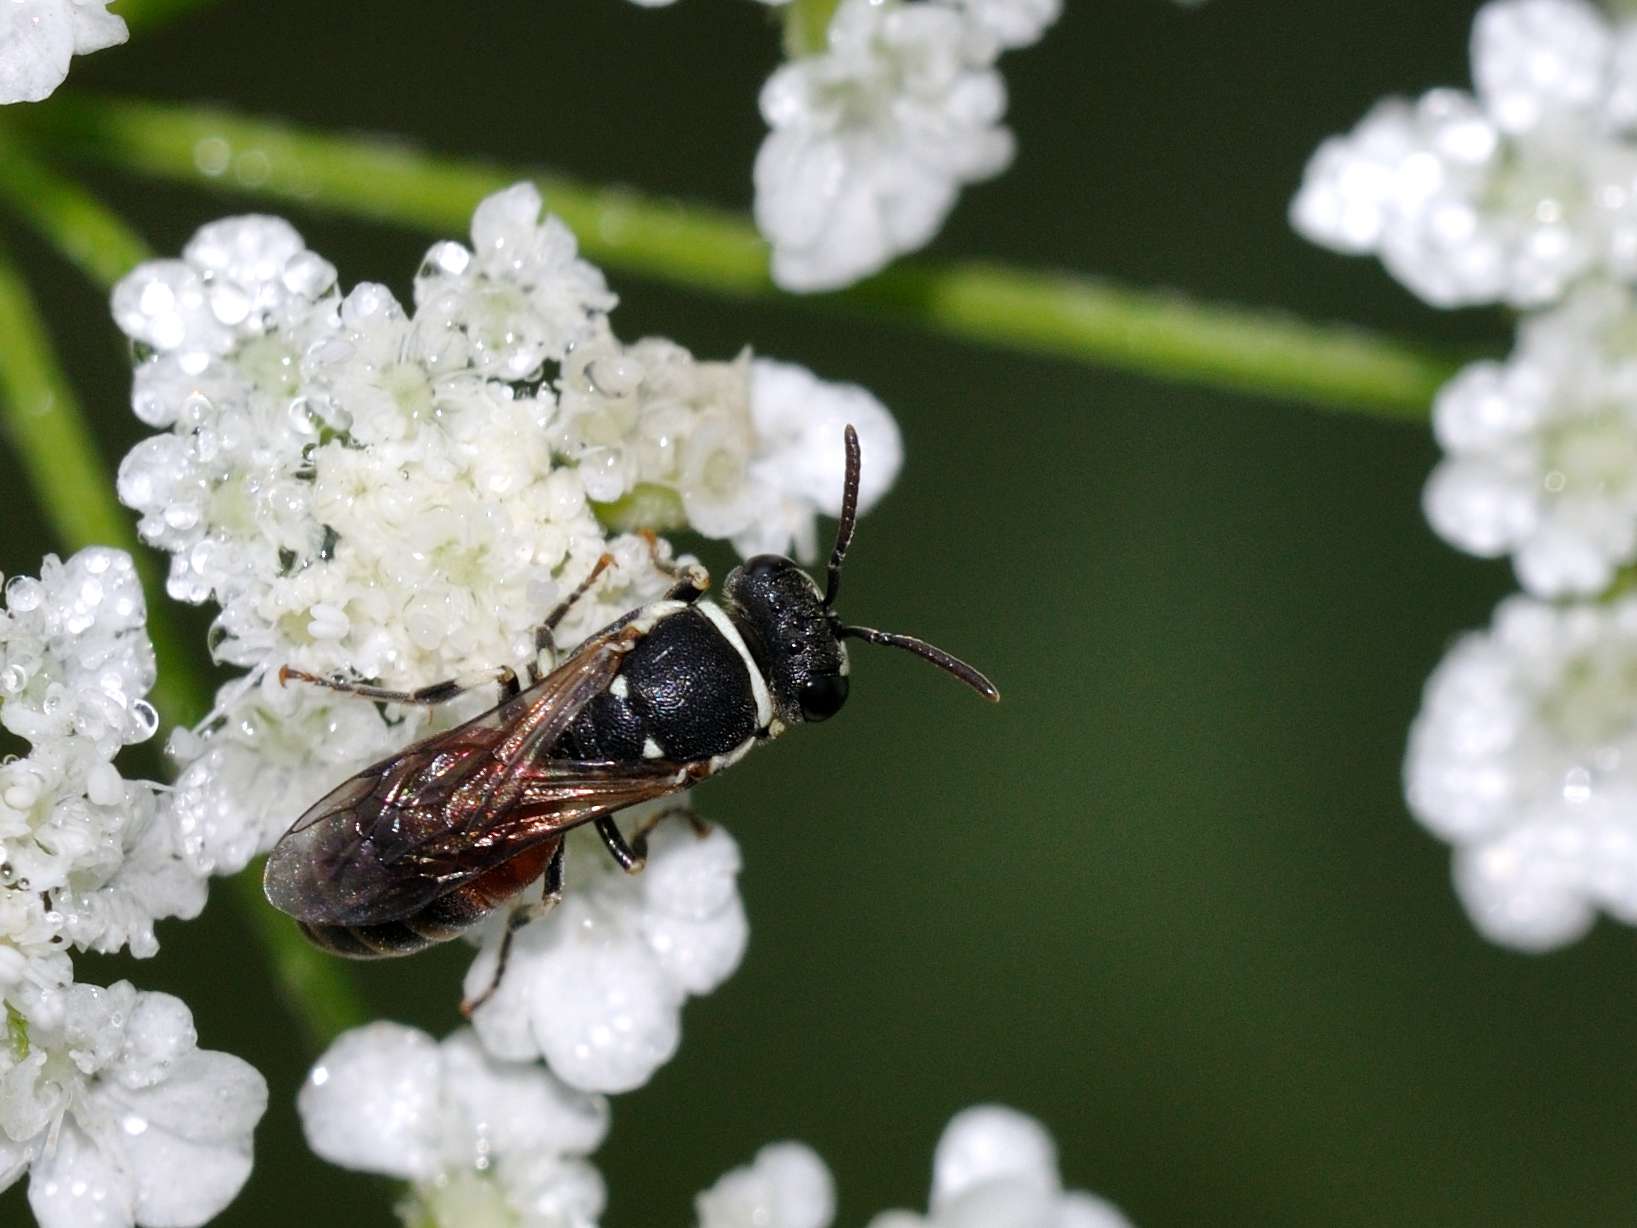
[263,425,999,1012]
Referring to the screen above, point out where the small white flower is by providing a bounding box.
[1405,593,1637,949]
[465,818,748,1094]
[0,981,267,1228]
[554,321,901,558]
[415,182,614,380]
[1424,284,1637,596]
[1292,0,1637,308]
[0,0,126,105]
[755,0,1016,291]
[867,1106,1132,1228]
[113,217,339,616]
[300,1022,607,1228]
[739,357,902,558]
[696,1142,836,1228]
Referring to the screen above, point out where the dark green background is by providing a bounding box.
[6,1,1632,1224]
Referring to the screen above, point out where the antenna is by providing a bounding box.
[823,424,862,610]
[823,423,999,702]
[839,625,1001,702]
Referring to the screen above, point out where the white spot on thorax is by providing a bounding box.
[609,674,629,700]
[627,599,689,637]
[643,736,663,759]
[708,735,759,774]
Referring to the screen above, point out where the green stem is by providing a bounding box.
[784,0,841,57]
[113,0,224,34]
[10,95,1460,421]
[0,128,149,286]
[0,174,368,1051]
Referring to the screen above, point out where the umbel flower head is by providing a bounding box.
[0,548,203,1018]
[0,547,267,1225]
[299,1023,608,1228]
[1406,593,1637,949]
[754,0,1057,291]
[1292,0,1637,308]
[0,981,267,1228]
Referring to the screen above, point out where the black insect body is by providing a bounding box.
[263,425,999,1010]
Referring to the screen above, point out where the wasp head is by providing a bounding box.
[721,425,998,727]
[722,555,851,724]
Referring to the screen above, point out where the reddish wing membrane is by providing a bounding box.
[264,626,691,927]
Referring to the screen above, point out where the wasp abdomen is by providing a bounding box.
[299,886,487,957]
[297,837,561,957]
[556,605,765,762]
[299,918,442,958]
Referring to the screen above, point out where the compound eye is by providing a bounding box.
[798,674,849,722]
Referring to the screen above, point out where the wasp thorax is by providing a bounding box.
[722,555,850,724]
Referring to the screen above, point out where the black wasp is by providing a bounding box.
[264,425,999,1011]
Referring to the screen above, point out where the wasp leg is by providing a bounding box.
[279,664,520,706]
[626,805,713,861]
[460,841,566,1018]
[639,529,710,603]
[594,814,647,875]
[531,553,618,681]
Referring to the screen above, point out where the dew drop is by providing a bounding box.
[5,576,43,614]
[130,701,160,740]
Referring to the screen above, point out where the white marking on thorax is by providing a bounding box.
[627,599,690,637]
[642,735,663,759]
[697,599,774,728]
[708,734,759,774]
[609,674,630,700]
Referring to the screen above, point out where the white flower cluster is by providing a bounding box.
[302,1033,1120,1228]
[0,549,195,979]
[0,549,265,1225]
[757,0,1059,290]
[695,1106,1129,1228]
[1293,0,1637,308]
[0,0,126,105]
[299,1023,608,1228]
[1,982,266,1228]
[1299,0,1637,950]
[1406,595,1637,949]
[465,818,747,1094]
[112,184,899,880]
[620,0,1059,290]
